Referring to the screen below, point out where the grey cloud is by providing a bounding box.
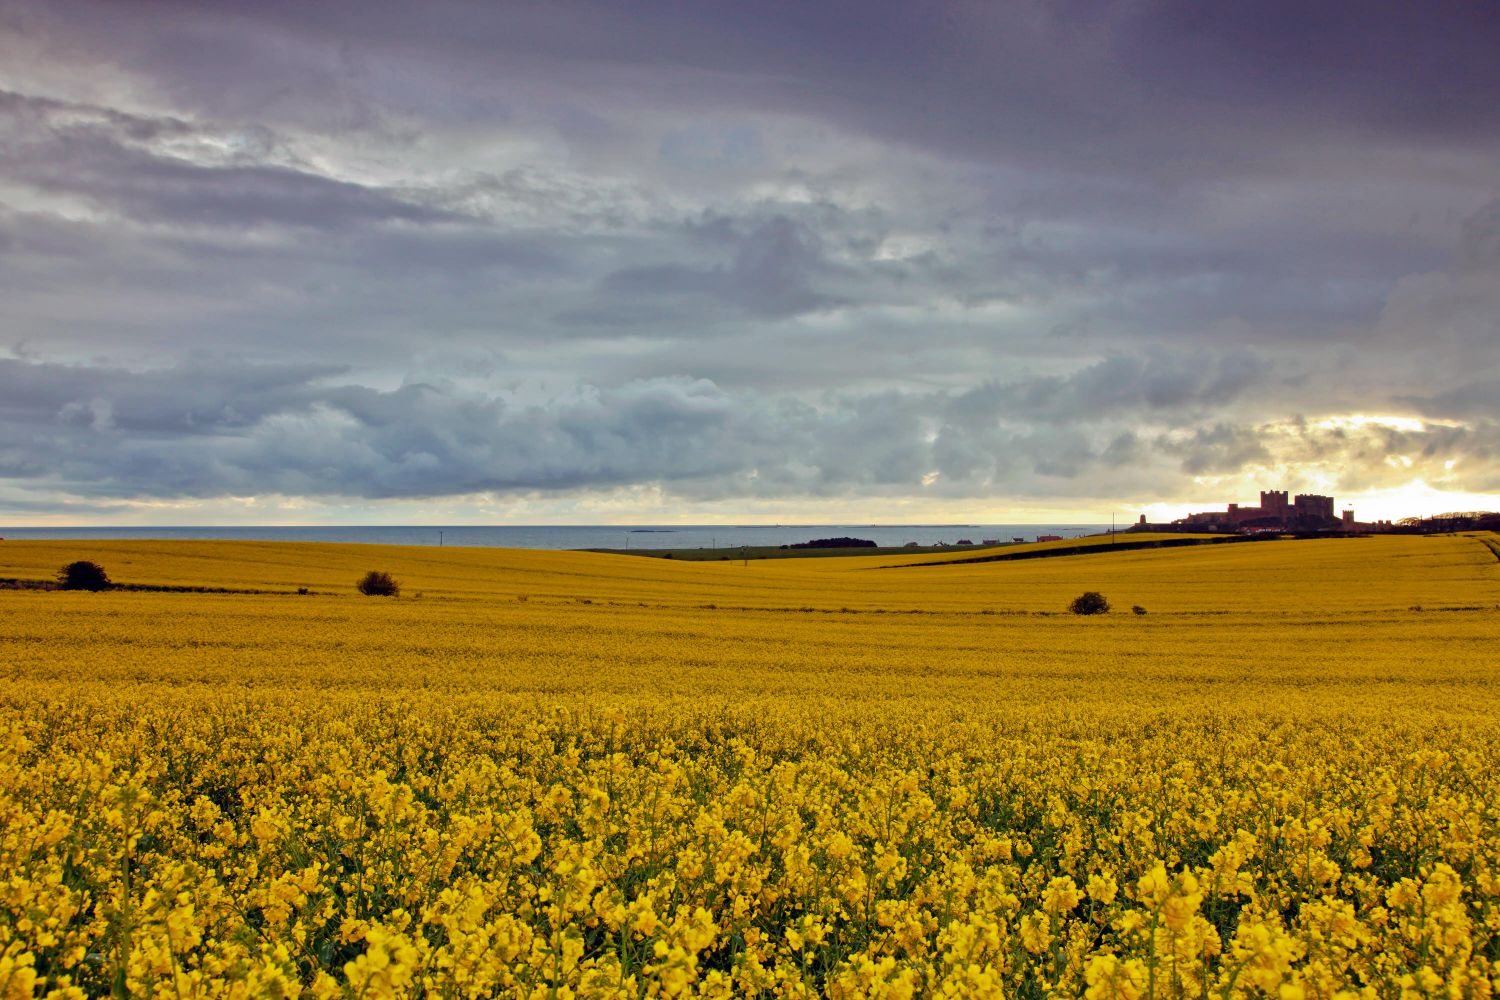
[1099,431,1143,468]
[4,353,1498,508]
[0,495,143,516]
[3,4,1479,363]
[0,357,345,433]
[1361,198,1500,374]
[0,359,756,498]
[1165,423,1274,476]
[2,2,1499,516]
[1459,198,1500,271]
[1400,381,1500,422]
[0,354,1267,503]
[948,351,1273,427]
[0,89,198,143]
[596,215,841,321]
[1311,422,1500,494]
[85,1,1500,170]
[0,95,452,231]
[1114,1,1500,141]
[798,391,932,487]
[1161,416,1500,497]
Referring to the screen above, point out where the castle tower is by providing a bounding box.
[1294,494,1335,522]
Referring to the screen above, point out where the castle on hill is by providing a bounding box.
[1131,489,1395,534]
[1178,490,1339,531]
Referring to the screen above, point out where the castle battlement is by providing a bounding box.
[1170,488,1342,532]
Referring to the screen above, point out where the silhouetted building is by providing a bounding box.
[1171,488,1343,532]
[1293,493,1334,522]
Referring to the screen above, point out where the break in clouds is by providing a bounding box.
[2,1,1499,520]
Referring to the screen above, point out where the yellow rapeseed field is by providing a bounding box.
[2,534,1499,998]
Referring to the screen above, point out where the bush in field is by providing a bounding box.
[1069,591,1110,615]
[57,561,111,591]
[357,571,400,597]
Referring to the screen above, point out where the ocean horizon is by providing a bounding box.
[0,523,1111,550]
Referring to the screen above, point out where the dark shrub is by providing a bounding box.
[1069,591,1110,615]
[57,560,111,591]
[357,570,400,597]
[1132,605,1147,616]
[789,536,877,549]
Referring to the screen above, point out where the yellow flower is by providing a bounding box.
[1084,953,1147,1000]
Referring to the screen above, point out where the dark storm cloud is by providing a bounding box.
[1401,381,1500,422]
[8,350,1494,509]
[1,1,1498,514]
[592,215,842,321]
[2,89,458,232]
[25,136,449,232]
[948,351,1273,427]
[1114,2,1500,138]
[1164,424,1274,477]
[88,0,1500,165]
[0,357,755,498]
[1460,199,1500,270]
[0,353,1203,499]
[0,356,344,433]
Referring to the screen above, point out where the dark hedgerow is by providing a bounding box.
[1069,591,1110,615]
[356,571,400,597]
[57,560,112,591]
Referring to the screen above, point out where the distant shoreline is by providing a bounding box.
[0,522,1109,552]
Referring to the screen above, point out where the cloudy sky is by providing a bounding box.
[2,0,1498,524]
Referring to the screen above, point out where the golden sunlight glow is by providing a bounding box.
[1341,481,1500,522]
[1307,413,1435,433]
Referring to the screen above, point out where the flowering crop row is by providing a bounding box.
[1,535,1498,997]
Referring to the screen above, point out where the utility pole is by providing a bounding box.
[439,530,444,547]
[1111,513,1115,545]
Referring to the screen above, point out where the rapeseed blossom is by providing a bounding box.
[2,534,1499,995]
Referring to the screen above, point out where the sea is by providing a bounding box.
[0,524,1109,551]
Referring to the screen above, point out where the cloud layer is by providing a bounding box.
[2,1,1498,520]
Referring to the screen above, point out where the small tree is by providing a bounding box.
[1069,591,1110,615]
[357,570,400,597]
[58,560,111,591]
